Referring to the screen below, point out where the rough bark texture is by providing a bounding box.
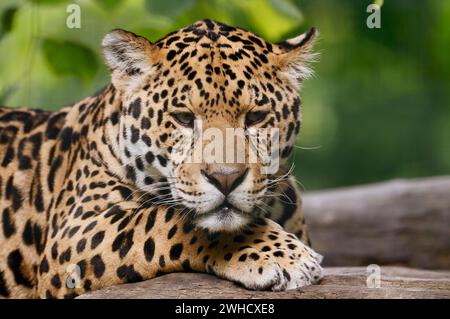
[78,267,450,299]
[78,176,450,299]
[304,176,450,269]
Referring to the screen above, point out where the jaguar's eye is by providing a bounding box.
[171,112,195,128]
[245,111,268,127]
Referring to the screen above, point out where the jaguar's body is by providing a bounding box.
[0,20,322,298]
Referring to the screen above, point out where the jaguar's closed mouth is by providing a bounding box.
[205,201,245,218]
[195,201,249,227]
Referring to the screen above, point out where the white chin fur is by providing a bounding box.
[194,211,252,232]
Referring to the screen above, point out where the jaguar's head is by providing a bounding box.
[102,20,317,232]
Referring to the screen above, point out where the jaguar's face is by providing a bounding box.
[103,20,317,232]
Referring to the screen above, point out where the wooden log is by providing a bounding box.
[77,177,450,299]
[303,176,450,269]
[77,267,450,299]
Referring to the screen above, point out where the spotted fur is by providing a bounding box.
[0,20,322,298]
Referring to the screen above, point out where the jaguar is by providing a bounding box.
[0,19,322,298]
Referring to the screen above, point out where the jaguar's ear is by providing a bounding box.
[276,27,318,87]
[102,29,156,92]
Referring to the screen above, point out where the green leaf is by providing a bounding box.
[28,0,68,4]
[245,0,302,41]
[144,0,196,19]
[94,0,124,11]
[373,0,384,7]
[42,39,98,82]
[268,0,303,20]
[0,6,18,40]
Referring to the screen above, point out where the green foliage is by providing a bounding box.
[145,0,197,19]
[0,0,448,190]
[0,6,17,40]
[42,39,98,81]
[94,0,124,11]
[28,0,68,4]
[42,38,98,82]
[268,0,303,20]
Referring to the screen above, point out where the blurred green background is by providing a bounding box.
[0,0,449,190]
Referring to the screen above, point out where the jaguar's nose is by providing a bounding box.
[201,164,248,195]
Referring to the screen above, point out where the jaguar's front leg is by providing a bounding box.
[38,204,322,298]
[197,217,323,291]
